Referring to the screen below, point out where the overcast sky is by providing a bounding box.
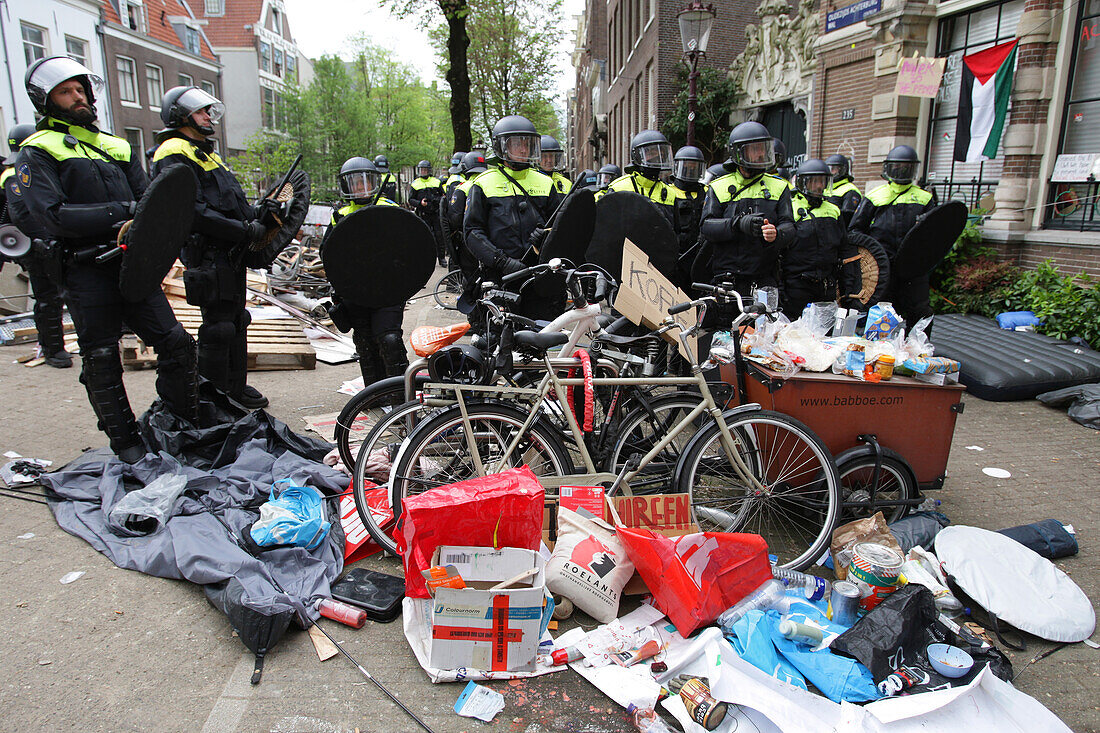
[283,0,586,105]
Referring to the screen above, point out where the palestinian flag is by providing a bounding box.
[953,39,1019,163]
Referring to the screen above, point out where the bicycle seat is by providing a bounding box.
[514,330,569,353]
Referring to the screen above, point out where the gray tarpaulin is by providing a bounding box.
[41,391,346,680]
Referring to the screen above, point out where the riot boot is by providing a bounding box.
[378,331,410,379]
[352,330,385,387]
[81,345,145,463]
[27,262,71,368]
[196,317,235,395]
[154,325,200,422]
[226,309,267,408]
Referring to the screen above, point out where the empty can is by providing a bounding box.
[828,580,861,626]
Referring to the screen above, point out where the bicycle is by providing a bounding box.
[433,269,466,310]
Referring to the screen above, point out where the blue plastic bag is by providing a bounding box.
[249,479,331,550]
[727,609,807,690]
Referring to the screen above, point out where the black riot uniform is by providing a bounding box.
[442,151,487,280]
[322,157,407,386]
[779,159,861,318]
[11,57,198,463]
[668,145,707,291]
[151,85,270,409]
[849,145,937,329]
[374,155,399,205]
[700,121,794,298]
[824,154,862,226]
[597,130,676,227]
[2,122,70,368]
[410,160,447,267]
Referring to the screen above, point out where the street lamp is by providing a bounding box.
[677,2,716,147]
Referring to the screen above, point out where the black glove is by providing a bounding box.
[528,227,549,252]
[255,198,283,228]
[242,220,268,246]
[737,214,765,239]
[494,253,526,275]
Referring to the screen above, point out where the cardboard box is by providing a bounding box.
[428,546,550,673]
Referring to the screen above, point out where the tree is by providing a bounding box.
[661,66,740,164]
[382,0,473,152]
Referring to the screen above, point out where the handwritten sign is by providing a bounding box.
[826,0,881,32]
[614,239,697,361]
[894,56,946,98]
[1051,153,1100,182]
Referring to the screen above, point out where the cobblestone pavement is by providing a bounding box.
[0,271,1097,731]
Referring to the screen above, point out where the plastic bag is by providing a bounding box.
[797,301,837,339]
[249,479,332,550]
[546,507,634,623]
[728,609,807,690]
[108,473,188,536]
[904,316,934,358]
[410,322,470,357]
[888,511,949,551]
[776,325,839,372]
[830,512,903,580]
[398,467,545,599]
[614,529,772,636]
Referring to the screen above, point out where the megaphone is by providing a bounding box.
[0,224,31,260]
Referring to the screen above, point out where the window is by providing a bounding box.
[116,56,139,104]
[201,79,216,97]
[123,128,145,170]
[204,0,223,15]
[178,72,193,87]
[259,42,271,73]
[65,36,87,66]
[285,52,297,81]
[185,27,201,54]
[924,0,1024,207]
[263,86,276,128]
[121,0,146,33]
[271,8,281,32]
[274,48,283,77]
[21,23,47,66]
[146,65,163,106]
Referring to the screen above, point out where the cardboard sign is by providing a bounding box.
[1051,153,1100,182]
[609,493,695,533]
[614,239,697,360]
[895,56,946,98]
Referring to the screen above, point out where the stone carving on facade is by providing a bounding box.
[729,0,819,108]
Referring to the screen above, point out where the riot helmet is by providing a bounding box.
[416,160,432,178]
[727,121,774,175]
[490,115,540,169]
[672,145,706,186]
[160,86,224,135]
[882,145,919,185]
[596,163,621,188]
[578,168,597,188]
[771,137,788,173]
[24,56,104,122]
[539,135,565,173]
[793,159,832,204]
[374,154,390,173]
[460,150,487,176]
[825,153,850,181]
[702,163,727,185]
[5,123,36,164]
[629,130,673,179]
[338,156,380,202]
[449,151,466,175]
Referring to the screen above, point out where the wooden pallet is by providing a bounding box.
[121,302,315,371]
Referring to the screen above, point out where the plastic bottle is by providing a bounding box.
[716,579,785,632]
[316,598,367,628]
[916,497,941,512]
[771,566,829,601]
[778,618,824,646]
[627,703,675,733]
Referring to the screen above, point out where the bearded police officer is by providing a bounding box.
[824,154,862,226]
[374,154,399,204]
[151,85,272,409]
[779,159,861,318]
[849,145,937,328]
[2,122,71,368]
[11,57,199,462]
[700,121,794,298]
[410,159,447,267]
[538,135,571,194]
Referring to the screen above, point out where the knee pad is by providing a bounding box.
[378,331,409,371]
[156,326,197,368]
[198,319,237,348]
[82,345,123,384]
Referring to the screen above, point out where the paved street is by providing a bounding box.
[1,271,1098,732]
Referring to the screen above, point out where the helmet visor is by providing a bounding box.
[795,172,831,198]
[540,149,565,172]
[732,139,775,170]
[417,165,431,177]
[674,158,705,182]
[498,133,540,166]
[597,172,615,186]
[177,87,224,123]
[883,160,917,183]
[28,57,104,97]
[340,171,379,199]
[634,142,673,170]
[827,163,846,179]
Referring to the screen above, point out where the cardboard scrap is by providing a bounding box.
[308,625,339,661]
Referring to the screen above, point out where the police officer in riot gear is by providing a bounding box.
[444,152,466,196]
[443,150,488,280]
[2,122,70,368]
[152,85,271,409]
[771,137,793,182]
[668,145,707,290]
[599,130,675,225]
[701,163,726,186]
[323,157,408,385]
[12,57,199,462]
[596,163,621,190]
[538,135,571,193]
[374,154,399,204]
[824,153,862,226]
[700,121,794,299]
[849,145,937,328]
[410,159,447,267]
[779,159,861,318]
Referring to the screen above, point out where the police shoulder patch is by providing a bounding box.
[17,163,31,188]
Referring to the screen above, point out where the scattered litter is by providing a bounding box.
[302,413,341,443]
[2,458,52,485]
[17,533,34,540]
[1082,639,1099,649]
[454,681,506,722]
[3,451,21,459]
[981,467,1011,478]
[308,625,339,661]
[337,377,364,396]
[59,571,86,584]
[965,446,984,451]
[37,660,51,666]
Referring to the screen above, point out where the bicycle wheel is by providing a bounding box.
[333,374,427,470]
[352,400,436,554]
[389,402,574,522]
[604,392,708,494]
[674,409,840,571]
[835,445,918,523]
[433,270,466,310]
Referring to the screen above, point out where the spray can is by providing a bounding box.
[316,598,367,629]
[669,676,728,731]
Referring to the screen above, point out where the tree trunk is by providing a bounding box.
[443,0,472,151]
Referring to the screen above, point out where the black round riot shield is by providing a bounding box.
[322,206,435,308]
[540,189,596,265]
[847,229,891,305]
[119,164,197,301]
[245,169,311,270]
[587,191,678,281]
[893,200,968,281]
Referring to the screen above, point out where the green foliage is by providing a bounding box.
[661,66,740,163]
